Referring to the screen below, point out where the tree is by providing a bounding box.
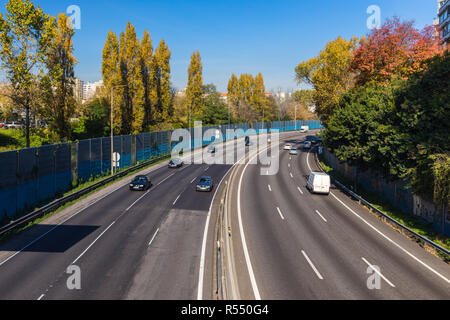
[150,39,172,123]
[252,73,268,121]
[351,17,443,86]
[101,30,120,132]
[295,36,358,123]
[118,22,145,134]
[199,84,230,125]
[40,13,77,140]
[0,0,50,147]
[227,73,239,118]
[185,51,203,127]
[140,30,153,127]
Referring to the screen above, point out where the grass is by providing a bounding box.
[0,128,58,152]
[0,154,171,245]
[319,155,450,260]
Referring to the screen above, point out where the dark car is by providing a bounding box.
[207,146,216,154]
[196,176,214,192]
[129,175,151,191]
[169,158,184,168]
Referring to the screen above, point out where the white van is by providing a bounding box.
[300,126,309,133]
[307,172,331,195]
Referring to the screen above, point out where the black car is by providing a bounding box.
[207,146,216,154]
[169,158,184,168]
[129,175,151,191]
[196,176,214,192]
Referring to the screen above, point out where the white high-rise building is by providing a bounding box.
[82,80,103,101]
[73,78,84,102]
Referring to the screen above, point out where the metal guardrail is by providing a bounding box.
[314,150,450,258]
[0,154,171,237]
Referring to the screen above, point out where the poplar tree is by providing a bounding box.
[118,22,144,134]
[140,30,153,127]
[41,13,77,140]
[227,73,239,118]
[102,30,120,132]
[150,39,172,122]
[185,50,203,126]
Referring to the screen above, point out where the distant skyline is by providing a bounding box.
[0,0,439,92]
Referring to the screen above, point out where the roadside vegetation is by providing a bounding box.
[295,17,449,229]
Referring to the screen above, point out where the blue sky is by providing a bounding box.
[0,0,439,92]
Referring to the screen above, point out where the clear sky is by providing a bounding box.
[0,0,439,92]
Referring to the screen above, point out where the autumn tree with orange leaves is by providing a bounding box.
[351,17,443,86]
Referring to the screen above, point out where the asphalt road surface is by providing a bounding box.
[226,134,450,300]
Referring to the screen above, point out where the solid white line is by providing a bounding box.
[268,185,272,192]
[197,158,243,300]
[37,294,45,300]
[72,221,116,265]
[302,250,324,280]
[237,150,269,300]
[276,207,285,220]
[306,150,313,172]
[191,177,197,184]
[315,210,328,223]
[297,187,304,195]
[148,228,159,246]
[173,194,181,206]
[362,257,396,288]
[0,182,127,267]
[330,191,450,284]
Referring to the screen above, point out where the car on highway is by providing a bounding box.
[284,143,292,150]
[304,141,312,150]
[300,126,309,133]
[307,172,331,195]
[196,176,214,192]
[0,122,5,129]
[245,136,252,146]
[129,175,151,191]
[289,148,299,155]
[207,145,216,154]
[168,158,184,168]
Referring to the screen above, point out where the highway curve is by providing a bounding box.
[225,133,450,300]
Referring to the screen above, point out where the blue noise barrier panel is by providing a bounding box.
[101,137,111,175]
[90,138,102,177]
[121,135,132,169]
[77,139,91,182]
[0,151,18,220]
[37,145,56,203]
[17,148,38,213]
[55,144,72,194]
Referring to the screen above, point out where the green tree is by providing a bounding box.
[140,30,153,127]
[150,39,172,123]
[227,73,239,119]
[186,50,203,127]
[0,0,50,147]
[41,13,77,140]
[199,84,231,125]
[295,36,358,124]
[118,22,145,134]
[101,30,120,133]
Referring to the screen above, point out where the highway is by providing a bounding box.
[0,132,296,300]
[0,131,448,300]
[224,134,450,300]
